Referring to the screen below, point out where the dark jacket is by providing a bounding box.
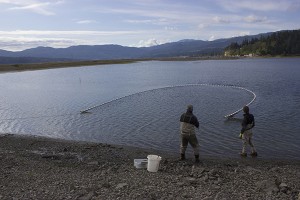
[180,111,199,134]
[180,111,199,128]
[241,113,255,134]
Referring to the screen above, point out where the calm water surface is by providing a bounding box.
[0,58,299,159]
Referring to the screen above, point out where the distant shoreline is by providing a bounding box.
[0,56,298,73]
[0,56,237,73]
[0,59,139,73]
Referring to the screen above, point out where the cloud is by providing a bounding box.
[9,2,55,15]
[237,31,250,37]
[102,7,181,23]
[197,24,208,30]
[0,36,77,51]
[97,4,211,26]
[0,30,141,36]
[208,35,215,41]
[0,30,148,51]
[125,18,169,25]
[137,38,161,47]
[125,19,154,24]
[76,20,97,24]
[164,26,177,31]
[2,0,64,15]
[244,15,267,23]
[212,16,230,24]
[216,0,298,12]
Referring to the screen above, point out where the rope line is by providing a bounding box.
[80,83,256,118]
[0,84,255,121]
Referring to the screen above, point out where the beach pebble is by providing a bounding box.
[184,177,197,185]
[201,174,209,182]
[116,183,128,190]
[87,161,99,165]
[257,180,279,194]
[77,191,95,200]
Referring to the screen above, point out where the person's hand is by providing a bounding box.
[239,133,243,139]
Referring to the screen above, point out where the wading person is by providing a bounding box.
[179,105,200,163]
[240,106,257,157]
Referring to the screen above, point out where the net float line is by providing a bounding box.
[80,83,256,118]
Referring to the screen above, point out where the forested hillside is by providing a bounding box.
[224,30,300,56]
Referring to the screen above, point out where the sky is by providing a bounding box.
[0,0,299,51]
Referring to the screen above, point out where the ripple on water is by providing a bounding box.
[3,84,298,159]
[73,85,254,157]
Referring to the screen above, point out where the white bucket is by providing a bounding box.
[147,155,162,172]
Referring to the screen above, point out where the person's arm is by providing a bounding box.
[192,116,199,128]
[241,117,247,134]
[251,115,255,128]
[180,114,184,122]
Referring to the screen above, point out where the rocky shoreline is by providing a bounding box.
[1,134,300,200]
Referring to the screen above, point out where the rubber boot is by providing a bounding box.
[250,152,258,157]
[180,154,185,160]
[250,147,257,157]
[240,152,247,157]
[241,147,247,157]
[195,155,200,163]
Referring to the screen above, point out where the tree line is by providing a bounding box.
[224,30,300,56]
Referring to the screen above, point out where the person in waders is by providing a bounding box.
[179,105,200,163]
[240,106,258,157]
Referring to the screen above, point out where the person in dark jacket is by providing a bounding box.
[240,106,257,157]
[179,105,200,163]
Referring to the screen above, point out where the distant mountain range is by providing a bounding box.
[0,31,274,64]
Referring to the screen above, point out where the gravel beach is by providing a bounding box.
[1,133,300,200]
